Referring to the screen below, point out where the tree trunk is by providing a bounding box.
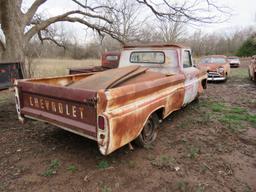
[0,0,25,63]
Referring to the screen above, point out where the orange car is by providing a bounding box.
[248,55,256,81]
[198,55,230,81]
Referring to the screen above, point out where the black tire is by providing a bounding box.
[223,73,228,82]
[194,94,199,103]
[135,113,159,147]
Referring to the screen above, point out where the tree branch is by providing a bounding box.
[58,16,123,44]
[25,10,113,42]
[37,30,66,49]
[24,0,47,25]
[71,0,114,12]
[136,0,230,23]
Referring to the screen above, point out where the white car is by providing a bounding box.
[227,56,240,68]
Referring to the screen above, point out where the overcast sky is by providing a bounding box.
[23,0,256,42]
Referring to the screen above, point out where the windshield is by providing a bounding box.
[201,57,226,64]
[228,58,239,61]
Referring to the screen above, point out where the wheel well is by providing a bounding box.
[154,107,164,120]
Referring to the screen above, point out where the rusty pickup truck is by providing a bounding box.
[15,43,207,155]
[69,51,120,75]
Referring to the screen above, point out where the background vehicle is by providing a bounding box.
[198,55,230,81]
[69,51,120,74]
[0,62,23,90]
[15,43,207,155]
[227,56,240,68]
[248,55,256,81]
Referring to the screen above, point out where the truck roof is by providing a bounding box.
[123,43,189,49]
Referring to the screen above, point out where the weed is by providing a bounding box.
[127,160,136,169]
[188,146,200,159]
[97,160,110,169]
[144,144,154,150]
[196,112,211,124]
[195,184,205,192]
[67,164,77,173]
[176,181,188,192]
[177,119,191,129]
[42,159,60,177]
[243,185,252,192]
[151,155,175,169]
[145,154,155,161]
[100,185,112,192]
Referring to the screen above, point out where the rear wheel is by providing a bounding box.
[135,114,159,147]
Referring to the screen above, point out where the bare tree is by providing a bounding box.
[0,0,229,72]
[184,26,256,57]
[157,16,186,43]
[104,0,144,43]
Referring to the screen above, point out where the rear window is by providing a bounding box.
[130,51,165,64]
[201,57,226,64]
[106,55,119,61]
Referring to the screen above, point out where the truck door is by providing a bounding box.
[182,50,199,105]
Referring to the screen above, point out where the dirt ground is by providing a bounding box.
[0,63,255,192]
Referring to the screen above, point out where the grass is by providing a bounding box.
[31,58,100,78]
[230,68,248,79]
[177,99,255,133]
[204,101,256,132]
[210,103,225,112]
[97,160,110,169]
[42,159,60,177]
[0,91,11,105]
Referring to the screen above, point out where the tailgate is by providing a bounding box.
[16,81,98,139]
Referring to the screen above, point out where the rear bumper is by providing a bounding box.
[21,107,97,140]
[230,63,240,67]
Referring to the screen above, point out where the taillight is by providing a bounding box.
[98,116,105,130]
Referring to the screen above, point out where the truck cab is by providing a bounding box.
[119,44,206,104]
